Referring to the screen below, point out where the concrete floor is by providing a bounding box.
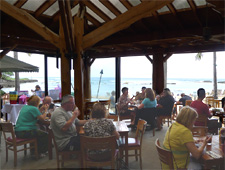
[0,124,170,170]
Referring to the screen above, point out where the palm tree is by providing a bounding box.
[195,52,217,99]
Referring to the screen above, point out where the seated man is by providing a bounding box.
[178,93,192,106]
[39,96,55,111]
[135,86,146,102]
[190,88,212,126]
[156,88,175,130]
[50,95,87,151]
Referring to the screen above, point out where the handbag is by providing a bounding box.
[168,124,188,170]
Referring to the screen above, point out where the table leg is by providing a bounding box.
[125,133,128,165]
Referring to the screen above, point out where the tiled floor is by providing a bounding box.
[0,124,170,170]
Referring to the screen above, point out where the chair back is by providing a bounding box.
[99,100,111,115]
[135,120,147,145]
[155,138,174,170]
[192,126,208,137]
[48,129,59,155]
[185,100,192,106]
[0,122,17,145]
[84,101,97,119]
[107,115,118,121]
[195,114,208,126]
[80,135,117,168]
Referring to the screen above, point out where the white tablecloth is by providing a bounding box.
[1,104,25,125]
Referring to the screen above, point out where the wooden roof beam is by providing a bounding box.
[58,0,73,53]
[187,0,203,27]
[82,0,111,22]
[14,0,27,8]
[99,0,121,16]
[85,12,102,27]
[145,55,153,64]
[0,1,60,48]
[167,3,183,29]
[83,0,173,49]
[119,0,133,10]
[34,0,57,18]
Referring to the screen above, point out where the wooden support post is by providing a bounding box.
[84,63,91,100]
[74,16,84,119]
[59,18,71,97]
[152,52,164,95]
[44,54,48,96]
[115,57,121,103]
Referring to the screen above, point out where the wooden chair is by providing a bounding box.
[99,99,111,116]
[0,122,38,167]
[158,105,175,128]
[192,126,208,137]
[84,101,97,119]
[80,135,118,169]
[116,103,133,121]
[107,114,118,121]
[49,129,81,168]
[135,108,157,136]
[120,119,147,170]
[155,138,174,170]
[185,100,192,106]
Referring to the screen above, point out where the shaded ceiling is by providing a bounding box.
[0,0,224,58]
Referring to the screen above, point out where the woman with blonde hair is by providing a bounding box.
[162,106,211,169]
[15,95,49,156]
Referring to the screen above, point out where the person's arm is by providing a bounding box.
[78,119,88,126]
[185,136,211,159]
[113,130,120,139]
[37,112,47,121]
[138,103,144,109]
[61,110,79,131]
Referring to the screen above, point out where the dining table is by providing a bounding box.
[194,135,224,170]
[1,103,25,125]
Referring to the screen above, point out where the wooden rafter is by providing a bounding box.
[65,0,75,50]
[58,0,73,53]
[34,0,57,17]
[82,0,111,22]
[85,12,102,27]
[0,1,60,48]
[167,3,183,29]
[187,0,203,27]
[119,0,133,10]
[99,0,121,16]
[83,0,173,50]
[14,0,27,8]
[163,53,173,62]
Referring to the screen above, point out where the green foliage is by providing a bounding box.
[195,53,203,60]
[1,72,14,80]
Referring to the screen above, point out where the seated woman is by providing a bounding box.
[134,88,157,126]
[15,95,49,156]
[84,103,120,160]
[162,106,211,169]
[118,87,135,124]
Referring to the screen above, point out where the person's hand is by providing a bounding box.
[40,104,49,113]
[72,108,80,118]
[204,135,212,145]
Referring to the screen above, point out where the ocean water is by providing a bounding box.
[3,77,225,100]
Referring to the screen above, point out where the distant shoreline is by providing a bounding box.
[0,79,38,88]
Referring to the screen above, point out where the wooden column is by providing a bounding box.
[74,16,84,119]
[115,57,121,103]
[152,52,164,95]
[59,18,71,97]
[44,54,48,96]
[84,63,91,100]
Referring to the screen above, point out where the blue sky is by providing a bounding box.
[6,51,225,79]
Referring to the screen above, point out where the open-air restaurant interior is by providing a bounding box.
[0,0,225,169]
